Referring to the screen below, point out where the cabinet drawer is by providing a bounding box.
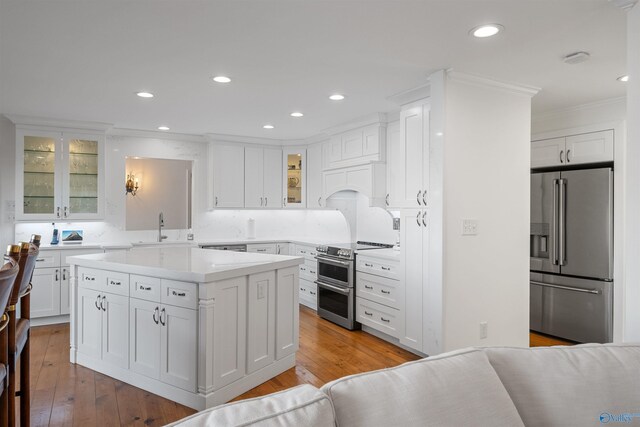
[78,267,104,291]
[161,279,197,309]
[247,243,277,254]
[299,278,317,310]
[299,262,317,281]
[35,251,61,268]
[357,257,399,280]
[104,271,130,296]
[130,275,161,302]
[356,297,401,338]
[295,245,318,261]
[356,271,402,310]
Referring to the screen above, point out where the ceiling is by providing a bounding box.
[0,0,628,140]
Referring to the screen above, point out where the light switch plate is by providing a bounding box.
[393,218,400,231]
[462,219,478,236]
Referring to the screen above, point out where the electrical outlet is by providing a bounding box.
[480,321,488,339]
[257,282,266,299]
[393,218,400,231]
[462,219,478,236]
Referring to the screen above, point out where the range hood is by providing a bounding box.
[322,162,387,208]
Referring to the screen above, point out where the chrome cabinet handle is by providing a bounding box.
[55,269,59,281]
[552,179,559,265]
[109,280,121,286]
[310,291,316,296]
[381,289,390,294]
[260,197,263,206]
[283,197,287,206]
[257,248,266,252]
[63,206,68,218]
[364,285,373,290]
[417,190,422,206]
[318,196,322,207]
[101,296,106,311]
[172,290,186,297]
[36,258,45,262]
[364,311,373,316]
[530,281,600,295]
[381,266,391,271]
[385,194,390,206]
[95,294,101,310]
[422,211,427,227]
[265,197,268,206]
[422,190,427,206]
[140,285,152,291]
[566,149,571,163]
[559,178,566,266]
[215,196,218,207]
[62,269,67,281]
[559,150,564,163]
[153,307,159,324]
[381,317,390,323]
[160,308,166,326]
[416,211,421,227]
[56,207,61,218]
[364,263,373,267]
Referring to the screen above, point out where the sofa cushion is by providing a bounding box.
[321,348,524,427]
[484,343,640,427]
[167,384,335,427]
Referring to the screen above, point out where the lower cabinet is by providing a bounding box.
[298,278,317,310]
[31,267,62,318]
[129,298,197,391]
[77,287,129,368]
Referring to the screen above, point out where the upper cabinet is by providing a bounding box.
[283,148,306,208]
[531,130,614,168]
[16,128,105,221]
[306,143,324,208]
[245,147,282,208]
[211,144,245,208]
[387,100,430,209]
[325,123,386,170]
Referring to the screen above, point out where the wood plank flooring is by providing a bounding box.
[24,307,573,426]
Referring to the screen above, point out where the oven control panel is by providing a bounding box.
[316,245,353,260]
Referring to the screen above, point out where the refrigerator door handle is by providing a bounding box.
[530,281,601,295]
[559,178,567,266]
[552,178,559,265]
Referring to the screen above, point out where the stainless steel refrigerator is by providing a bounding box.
[530,167,613,343]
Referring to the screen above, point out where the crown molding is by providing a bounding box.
[108,127,206,143]
[610,0,637,11]
[320,112,388,136]
[205,132,285,146]
[532,96,627,124]
[447,70,540,97]
[387,83,431,106]
[4,114,113,132]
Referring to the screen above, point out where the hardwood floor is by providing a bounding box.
[25,307,575,426]
[529,331,575,347]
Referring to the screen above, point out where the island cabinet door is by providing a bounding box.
[101,292,129,369]
[130,298,161,380]
[31,267,62,318]
[247,271,276,374]
[77,287,102,359]
[214,277,247,390]
[275,267,299,360]
[160,305,197,391]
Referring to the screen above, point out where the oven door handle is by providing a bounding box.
[315,281,351,295]
[314,256,351,267]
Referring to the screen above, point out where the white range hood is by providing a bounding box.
[322,162,387,208]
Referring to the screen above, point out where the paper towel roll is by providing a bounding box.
[247,218,256,239]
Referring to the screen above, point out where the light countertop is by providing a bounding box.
[356,247,401,262]
[67,246,304,283]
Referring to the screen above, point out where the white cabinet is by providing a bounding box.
[276,268,299,359]
[276,243,290,255]
[400,209,427,352]
[16,128,105,220]
[385,121,400,208]
[129,295,197,391]
[247,272,276,374]
[325,124,385,170]
[31,267,62,318]
[388,101,430,209]
[214,277,247,389]
[76,287,129,368]
[245,147,282,208]
[307,143,324,208]
[531,130,614,168]
[211,144,245,208]
[283,148,306,208]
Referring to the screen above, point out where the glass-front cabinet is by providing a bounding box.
[282,148,306,208]
[16,128,104,220]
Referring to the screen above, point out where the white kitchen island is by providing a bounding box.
[67,247,303,410]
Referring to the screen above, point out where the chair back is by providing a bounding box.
[18,243,38,299]
[0,257,19,316]
[7,243,37,307]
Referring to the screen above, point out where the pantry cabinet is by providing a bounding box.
[211,144,245,208]
[245,147,282,208]
[16,128,105,220]
[387,101,430,209]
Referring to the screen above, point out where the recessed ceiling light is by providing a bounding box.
[263,124,274,129]
[470,24,503,38]
[617,75,629,82]
[136,92,154,98]
[158,126,170,131]
[213,76,231,83]
[329,94,345,101]
[290,112,304,117]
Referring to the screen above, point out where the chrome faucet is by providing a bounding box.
[158,212,168,242]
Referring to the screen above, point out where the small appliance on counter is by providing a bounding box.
[315,241,393,330]
[50,223,59,245]
[61,229,84,244]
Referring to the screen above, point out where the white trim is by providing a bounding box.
[206,132,283,146]
[387,83,431,106]
[320,112,388,136]
[109,127,207,143]
[447,70,540,97]
[5,114,113,132]
[610,0,638,11]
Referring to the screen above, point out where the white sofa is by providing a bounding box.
[169,343,640,427]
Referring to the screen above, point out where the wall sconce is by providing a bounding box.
[125,173,139,196]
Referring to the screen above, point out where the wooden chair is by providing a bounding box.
[6,240,38,427]
[0,248,20,427]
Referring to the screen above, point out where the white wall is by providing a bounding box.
[624,4,640,341]
[13,132,350,245]
[0,116,16,250]
[440,74,533,351]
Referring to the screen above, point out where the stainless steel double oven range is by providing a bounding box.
[315,241,392,330]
